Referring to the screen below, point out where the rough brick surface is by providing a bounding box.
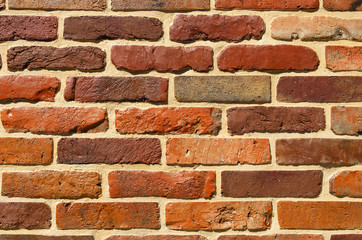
[218,235,324,240]
[111,45,213,73]
[276,139,362,166]
[111,0,210,11]
[56,202,160,229]
[278,201,362,229]
[331,235,362,240]
[215,0,319,9]
[277,76,362,103]
[64,16,163,41]
[326,46,362,71]
[324,0,362,10]
[106,237,206,240]
[227,107,325,135]
[9,0,106,10]
[166,201,272,231]
[2,171,101,199]
[8,46,106,71]
[174,76,271,103]
[115,107,221,135]
[58,138,161,164]
[330,171,362,198]
[0,16,58,41]
[332,106,362,136]
[170,15,265,42]
[166,138,271,165]
[218,45,319,72]
[109,171,215,199]
[64,76,168,103]
[0,203,51,229]
[0,236,94,240]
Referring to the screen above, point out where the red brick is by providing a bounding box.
[331,235,362,240]
[170,15,265,42]
[9,0,106,10]
[324,0,362,10]
[64,76,168,103]
[1,107,108,134]
[106,236,206,240]
[218,45,319,72]
[0,236,94,240]
[0,16,57,41]
[111,45,213,73]
[218,235,323,240]
[326,46,362,71]
[332,106,362,136]
[2,171,101,199]
[115,107,221,135]
[111,0,210,11]
[215,0,319,10]
[166,201,272,231]
[0,138,52,165]
[56,202,159,229]
[227,107,325,135]
[0,202,51,229]
[330,171,362,198]
[276,138,362,166]
[166,138,271,165]
[109,171,215,199]
[278,201,362,229]
[0,75,59,102]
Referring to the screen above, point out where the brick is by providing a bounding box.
[8,46,106,71]
[111,45,213,73]
[64,76,168,103]
[215,0,319,10]
[111,0,210,11]
[0,202,51,229]
[326,46,362,71]
[56,202,160,229]
[218,45,319,72]
[278,201,362,229]
[115,107,221,135]
[58,138,161,165]
[0,0,3,8]
[218,235,323,240]
[227,107,325,135]
[0,236,94,240]
[166,201,272,231]
[331,235,362,240]
[106,236,206,240]
[272,16,362,41]
[0,75,60,102]
[332,106,362,136]
[222,171,322,198]
[2,171,101,199]
[0,16,57,41]
[174,76,271,103]
[276,139,362,166]
[324,0,362,10]
[9,0,106,10]
[277,76,362,103]
[170,15,265,42]
[166,138,271,165]
[109,171,215,199]
[1,107,108,134]
[64,16,163,41]
[330,171,362,198]
[0,138,52,165]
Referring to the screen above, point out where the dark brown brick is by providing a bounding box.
[111,0,210,11]
[9,0,106,10]
[0,236,94,240]
[332,106,362,136]
[331,235,362,240]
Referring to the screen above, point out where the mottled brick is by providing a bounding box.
[9,0,106,10]
[326,46,362,71]
[331,235,362,240]
[107,236,206,240]
[215,0,319,10]
[218,235,323,240]
[332,106,362,136]
[324,0,362,10]
[0,236,94,240]
[330,171,362,198]
[111,0,210,11]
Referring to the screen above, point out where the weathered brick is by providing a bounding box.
[227,107,325,135]
[278,201,362,229]
[106,236,206,240]
[115,107,221,135]
[166,201,272,231]
[2,171,101,199]
[111,0,210,11]
[170,15,265,42]
[218,235,323,240]
[331,235,362,240]
[0,16,57,41]
[0,75,60,102]
[1,107,108,134]
[330,171,362,198]
[218,45,319,72]
[174,76,271,103]
[215,0,319,10]
[109,171,215,199]
[8,46,106,71]
[56,202,160,229]
[0,236,94,240]
[166,138,271,165]
[324,0,362,11]
[222,171,322,198]
[272,16,362,41]
[277,76,362,103]
[9,0,106,10]
[276,139,362,166]
[326,46,362,71]
[0,203,51,229]
[111,45,213,73]
[332,106,362,136]
[64,76,168,103]
[64,16,163,41]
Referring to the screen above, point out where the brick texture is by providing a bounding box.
[215,0,319,10]
[111,0,210,11]
[218,235,324,240]
[106,237,206,240]
[331,107,362,136]
[326,46,362,71]
[331,235,362,240]
[330,171,362,198]
[0,236,94,240]
[9,0,106,10]
[324,0,362,10]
